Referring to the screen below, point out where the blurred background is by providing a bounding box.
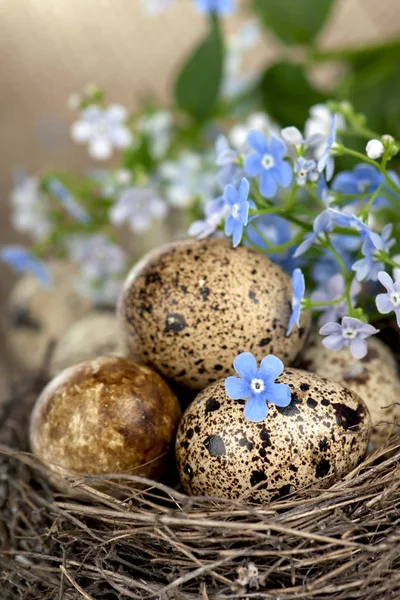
[1,0,400,393]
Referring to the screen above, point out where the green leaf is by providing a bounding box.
[174,16,223,122]
[337,53,400,138]
[253,0,335,46]
[259,62,326,128]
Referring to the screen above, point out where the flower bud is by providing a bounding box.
[366,139,384,160]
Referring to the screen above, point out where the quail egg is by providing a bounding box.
[30,356,181,492]
[298,332,400,451]
[118,238,310,390]
[176,369,370,502]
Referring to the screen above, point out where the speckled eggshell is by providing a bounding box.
[30,357,181,492]
[176,369,370,502]
[118,238,310,390]
[298,333,400,452]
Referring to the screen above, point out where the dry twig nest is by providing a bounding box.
[1,373,400,600]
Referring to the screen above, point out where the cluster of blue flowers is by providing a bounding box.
[189,103,400,376]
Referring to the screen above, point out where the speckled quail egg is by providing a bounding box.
[49,312,126,376]
[6,261,93,372]
[298,332,400,452]
[30,356,181,492]
[176,369,370,502]
[118,238,310,390]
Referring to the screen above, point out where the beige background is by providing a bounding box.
[0,0,400,387]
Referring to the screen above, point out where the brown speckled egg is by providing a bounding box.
[118,238,310,390]
[30,357,181,492]
[298,332,400,452]
[176,369,370,502]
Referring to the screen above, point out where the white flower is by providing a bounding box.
[68,235,126,281]
[305,104,345,140]
[71,104,132,160]
[10,176,52,241]
[136,110,172,159]
[366,139,384,160]
[110,187,168,234]
[281,126,304,148]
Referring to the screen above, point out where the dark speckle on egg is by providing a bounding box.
[118,238,310,390]
[176,369,371,502]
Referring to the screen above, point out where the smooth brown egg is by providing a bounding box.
[176,369,370,503]
[298,332,400,451]
[118,238,310,390]
[30,356,181,492]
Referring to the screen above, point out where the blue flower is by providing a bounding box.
[195,0,236,15]
[68,235,126,282]
[225,352,291,422]
[0,246,51,286]
[286,268,305,336]
[319,316,379,359]
[375,271,400,327]
[245,214,295,273]
[223,177,253,247]
[332,164,386,207]
[244,131,292,198]
[188,196,228,239]
[293,209,335,258]
[317,114,337,181]
[294,157,318,186]
[48,178,90,224]
[352,224,395,281]
[110,186,168,234]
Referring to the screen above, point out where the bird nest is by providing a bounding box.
[1,369,400,600]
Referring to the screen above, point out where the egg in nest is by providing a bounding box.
[176,369,371,502]
[298,332,400,451]
[118,238,310,390]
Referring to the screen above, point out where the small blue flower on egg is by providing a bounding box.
[225,353,291,422]
[286,268,305,336]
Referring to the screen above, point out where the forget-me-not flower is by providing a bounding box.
[319,316,379,359]
[215,135,243,188]
[110,186,168,234]
[352,223,395,281]
[375,271,400,327]
[223,177,253,247]
[188,196,228,240]
[195,0,236,15]
[332,164,387,207]
[286,268,305,336]
[294,157,319,186]
[244,131,292,198]
[159,152,217,209]
[68,235,126,282]
[311,273,361,326]
[0,246,51,286]
[293,209,335,258]
[71,104,132,160]
[10,175,52,241]
[225,352,291,422]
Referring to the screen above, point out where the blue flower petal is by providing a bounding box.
[231,220,244,247]
[291,268,305,300]
[238,201,249,226]
[259,355,284,382]
[224,214,235,236]
[0,246,51,287]
[223,183,237,206]
[244,153,263,177]
[259,170,277,198]
[270,136,287,161]
[237,177,250,201]
[286,304,300,336]
[314,209,333,234]
[233,352,258,381]
[247,130,269,155]
[225,376,251,399]
[244,395,268,422]
[274,161,292,187]
[266,382,291,407]
[292,233,316,258]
